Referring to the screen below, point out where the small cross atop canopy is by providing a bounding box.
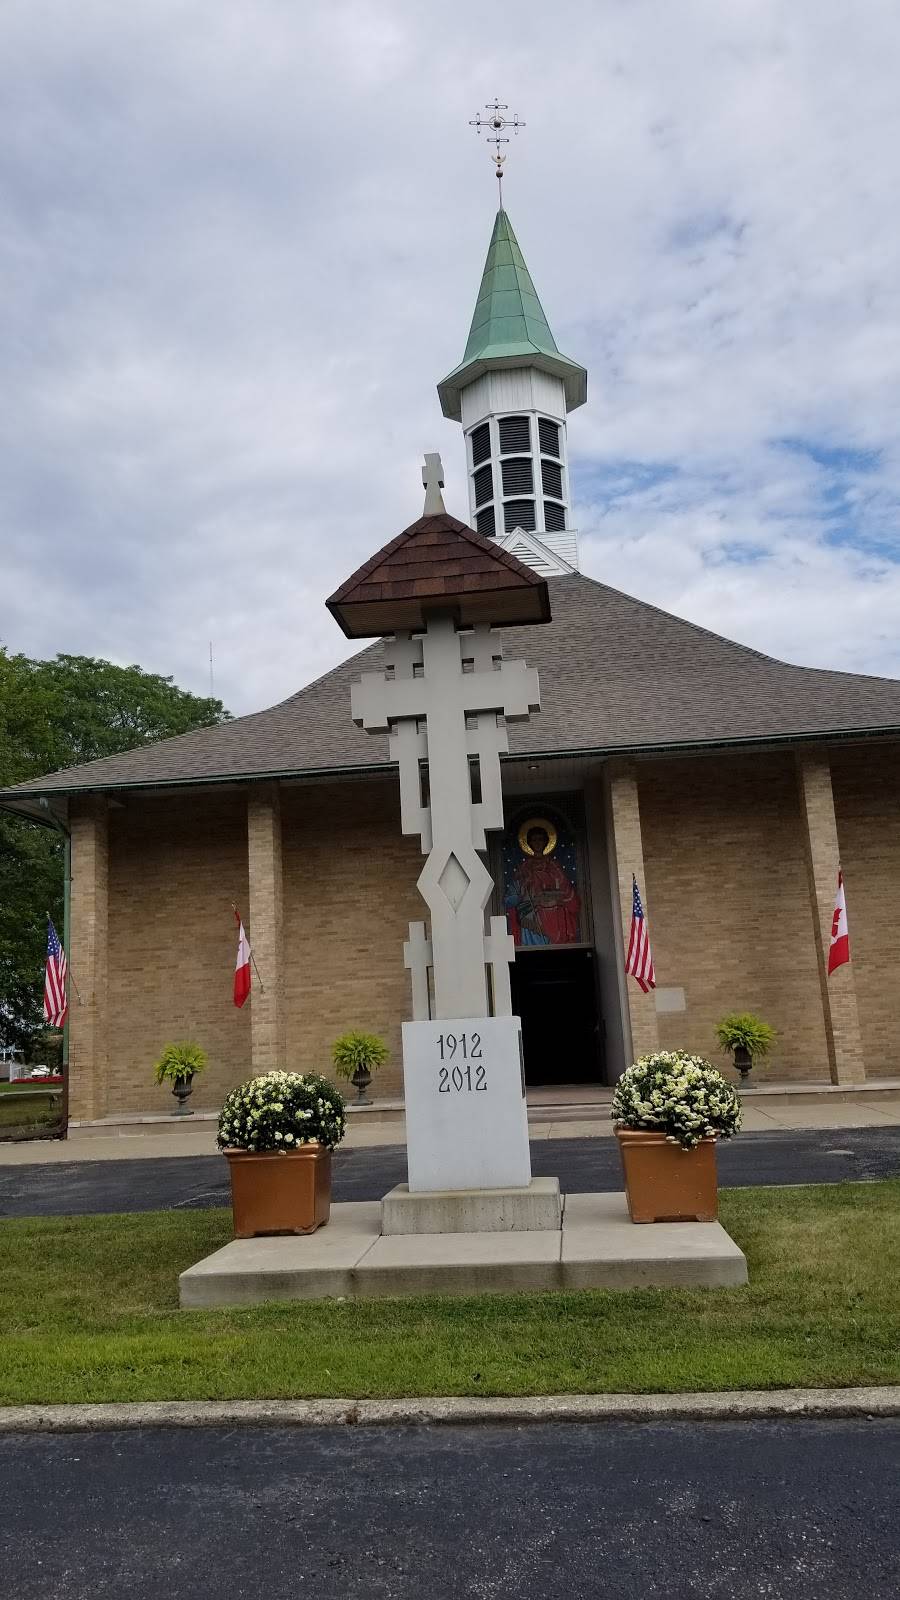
[421,452,446,516]
[327,460,551,638]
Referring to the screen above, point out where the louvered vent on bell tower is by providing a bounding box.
[470,422,491,466]
[472,464,494,507]
[498,415,531,454]
[501,457,534,496]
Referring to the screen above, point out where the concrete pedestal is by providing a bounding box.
[381,1178,561,1236]
[179,1192,749,1307]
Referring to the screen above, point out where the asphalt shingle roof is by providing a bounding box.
[3,573,900,804]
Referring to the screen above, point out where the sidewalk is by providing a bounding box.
[1,1081,898,1163]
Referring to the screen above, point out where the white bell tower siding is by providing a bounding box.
[460,369,577,568]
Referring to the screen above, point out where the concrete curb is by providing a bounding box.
[0,1387,898,1433]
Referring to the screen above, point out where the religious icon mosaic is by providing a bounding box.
[501,807,581,946]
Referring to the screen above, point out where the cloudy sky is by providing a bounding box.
[3,0,900,715]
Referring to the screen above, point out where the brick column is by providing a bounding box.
[797,755,865,1083]
[247,784,284,1074]
[605,761,659,1061]
[68,797,109,1121]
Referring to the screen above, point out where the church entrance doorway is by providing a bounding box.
[510,947,602,1086]
[493,795,604,1086]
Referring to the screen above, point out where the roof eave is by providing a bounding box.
[0,796,69,829]
[437,351,588,420]
[327,577,552,639]
[1,720,897,811]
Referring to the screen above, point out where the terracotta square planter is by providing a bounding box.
[224,1144,332,1238]
[615,1129,718,1223]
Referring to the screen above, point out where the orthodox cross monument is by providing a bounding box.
[327,110,585,1210]
[327,463,550,1194]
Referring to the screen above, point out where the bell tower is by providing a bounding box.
[438,109,587,573]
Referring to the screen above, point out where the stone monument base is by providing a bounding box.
[178,1192,749,1308]
[381,1177,561,1236]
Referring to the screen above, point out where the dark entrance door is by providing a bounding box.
[510,947,602,1086]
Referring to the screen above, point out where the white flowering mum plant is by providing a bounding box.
[217,1071,346,1153]
[612,1050,742,1150]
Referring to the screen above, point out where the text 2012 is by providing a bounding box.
[436,1032,486,1093]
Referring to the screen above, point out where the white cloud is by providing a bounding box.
[1,0,899,714]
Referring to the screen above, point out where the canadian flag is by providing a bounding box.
[233,913,251,1007]
[827,870,851,975]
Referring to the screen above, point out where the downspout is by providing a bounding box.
[39,801,70,1140]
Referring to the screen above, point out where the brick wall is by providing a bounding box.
[83,741,899,1115]
[98,778,421,1115]
[280,778,423,1098]
[832,743,900,1079]
[638,752,829,1081]
[105,790,250,1115]
[606,763,659,1060]
[247,785,285,1074]
[68,798,109,1120]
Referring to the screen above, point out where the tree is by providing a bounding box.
[0,650,230,1052]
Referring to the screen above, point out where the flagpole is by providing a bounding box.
[231,903,266,993]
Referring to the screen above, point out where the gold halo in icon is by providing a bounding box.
[518,816,558,856]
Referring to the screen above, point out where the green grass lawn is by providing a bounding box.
[0,1181,897,1405]
[0,1083,61,1135]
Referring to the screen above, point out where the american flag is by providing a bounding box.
[43,918,68,1028]
[625,875,655,992]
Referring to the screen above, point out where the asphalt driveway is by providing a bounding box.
[0,1126,897,1217]
[0,1418,897,1598]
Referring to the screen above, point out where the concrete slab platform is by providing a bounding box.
[179,1202,382,1308]
[179,1192,748,1307]
[356,1227,561,1297]
[561,1193,748,1289]
[381,1177,561,1235]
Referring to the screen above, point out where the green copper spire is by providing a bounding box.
[438,209,587,421]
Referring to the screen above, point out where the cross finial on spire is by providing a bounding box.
[422,452,446,515]
[469,100,525,205]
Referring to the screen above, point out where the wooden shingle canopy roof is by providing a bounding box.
[3,574,900,807]
[326,511,551,637]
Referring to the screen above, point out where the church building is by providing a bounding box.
[3,205,900,1121]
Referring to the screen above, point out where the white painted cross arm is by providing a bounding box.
[350,658,539,732]
[484,915,515,1016]
[351,671,426,732]
[403,921,433,1022]
[489,658,541,723]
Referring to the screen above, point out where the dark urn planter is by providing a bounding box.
[733,1045,752,1083]
[171,1073,194,1114]
[351,1065,373,1105]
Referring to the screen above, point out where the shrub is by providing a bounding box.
[217,1071,346,1152]
[612,1050,742,1150]
[715,1012,777,1059]
[153,1041,208,1086]
[331,1031,389,1080]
